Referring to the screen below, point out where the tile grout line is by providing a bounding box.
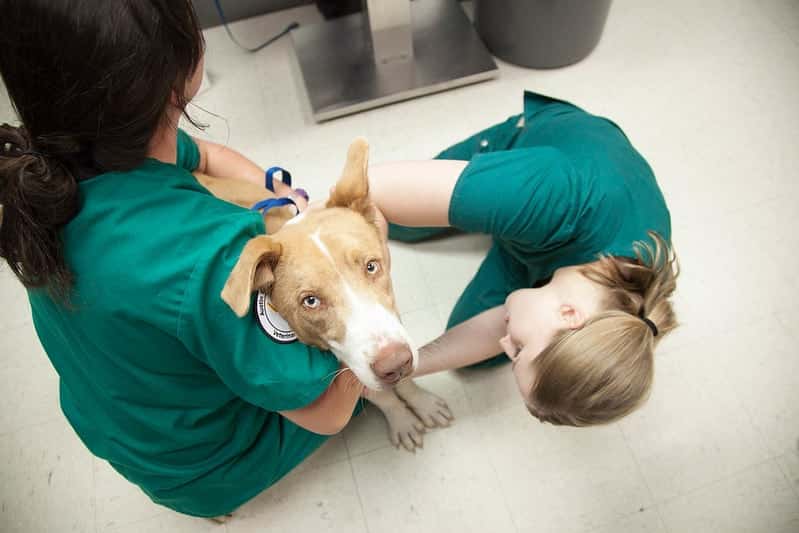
[0,319,34,337]
[760,6,799,48]
[347,435,422,461]
[0,416,64,440]
[347,443,393,461]
[396,251,439,316]
[482,445,521,533]
[415,247,469,319]
[95,510,170,533]
[654,505,670,533]
[654,456,779,509]
[342,401,399,461]
[298,454,353,476]
[670,193,783,235]
[618,423,670,532]
[456,378,519,533]
[93,457,99,533]
[582,504,668,533]
[342,430,372,533]
[733,311,793,462]
[774,455,799,503]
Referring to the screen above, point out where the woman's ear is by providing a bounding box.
[559,304,587,330]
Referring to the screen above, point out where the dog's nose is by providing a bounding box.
[371,342,413,385]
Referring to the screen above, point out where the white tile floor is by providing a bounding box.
[1,1,798,532]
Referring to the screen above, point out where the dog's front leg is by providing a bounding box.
[363,387,426,452]
[394,379,454,428]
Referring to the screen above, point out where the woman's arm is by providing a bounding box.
[413,305,508,377]
[369,160,508,375]
[368,160,467,227]
[279,364,364,435]
[193,137,304,208]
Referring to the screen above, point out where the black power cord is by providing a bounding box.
[212,0,298,53]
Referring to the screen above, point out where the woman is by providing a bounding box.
[0,0,362,518]
[369,91,679,426]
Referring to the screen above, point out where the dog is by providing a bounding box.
[193,138,452,455]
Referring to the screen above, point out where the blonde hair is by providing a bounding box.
[526,231,679,426]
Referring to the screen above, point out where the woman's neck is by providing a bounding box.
[146,108,181,164]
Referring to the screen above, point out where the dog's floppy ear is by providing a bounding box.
[327,137,370,211]
[221,236,283,317]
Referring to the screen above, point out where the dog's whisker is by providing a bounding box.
[322,366,353,382]
[322,368,343,381]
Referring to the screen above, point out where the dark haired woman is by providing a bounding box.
[0,1,364,518]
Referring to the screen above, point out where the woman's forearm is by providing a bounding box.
[368,160,467,227]
[194,137,305,208]
[279,365,364,435]
[413,305,507,377]
[194,137,263,185]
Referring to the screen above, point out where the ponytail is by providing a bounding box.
[637,231,679,339]
[525,232,680,426]
[0,123,80,298]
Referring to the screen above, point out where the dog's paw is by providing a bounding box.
[383,404,426,452]
[397,384,454,429]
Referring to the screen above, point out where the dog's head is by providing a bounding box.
[221,138,414,390]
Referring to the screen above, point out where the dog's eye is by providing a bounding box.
[302,295,321,309]
[366,260,380,275]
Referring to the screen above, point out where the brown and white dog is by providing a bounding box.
[194,138,452,453]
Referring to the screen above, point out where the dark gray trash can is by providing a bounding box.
[473,0,612,69]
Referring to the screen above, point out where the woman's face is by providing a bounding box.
[499,264,606,404]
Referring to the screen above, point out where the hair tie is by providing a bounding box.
[638,308,659,337]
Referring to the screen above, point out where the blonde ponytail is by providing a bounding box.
[526,232,679,426]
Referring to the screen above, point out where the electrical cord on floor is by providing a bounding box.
[212,0,299,53]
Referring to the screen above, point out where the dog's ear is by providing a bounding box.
[327,137,370,212]
[221,236,283,317]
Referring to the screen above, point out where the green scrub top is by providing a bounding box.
[390,91,671,365]
[27,130,341,517]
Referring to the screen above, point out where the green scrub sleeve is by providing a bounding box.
[448,147,579,248]
[176,218,340,413]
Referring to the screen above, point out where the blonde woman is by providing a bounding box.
[369,91,679,426]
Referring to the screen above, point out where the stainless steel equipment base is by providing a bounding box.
[291,0,499,122]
